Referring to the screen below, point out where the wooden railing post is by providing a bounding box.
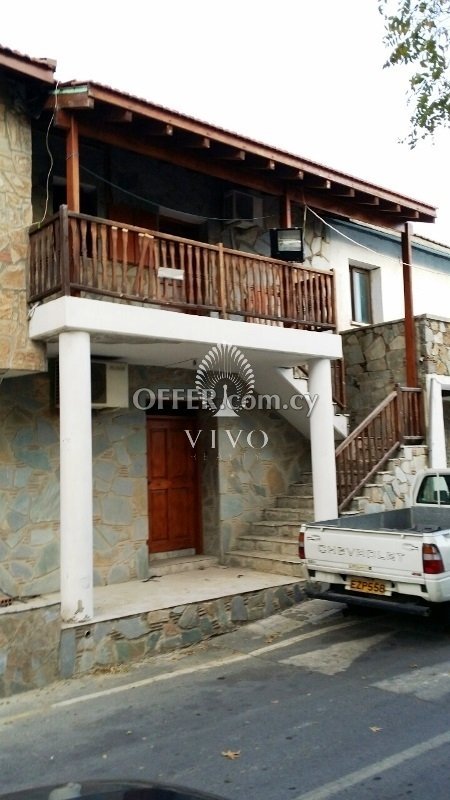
[396,384,405,443]
[218,242,228,319]
[60,205,71,296]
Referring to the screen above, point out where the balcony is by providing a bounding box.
[28,206,336,331]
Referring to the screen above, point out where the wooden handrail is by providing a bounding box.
[336,385,424,512]
[28,208,336,331]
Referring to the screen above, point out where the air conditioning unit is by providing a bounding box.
[224,190,263,224]
[52,360,129,409]
[91,361,129,409]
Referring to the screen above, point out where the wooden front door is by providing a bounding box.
[147,416,200,554]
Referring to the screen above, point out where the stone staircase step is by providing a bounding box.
[148,555,218,576]
[225,550,305,578]
[235,534,299,556]
[275,495,314,509]
[264,507,311,522]
[251,520,303,537]
[288,483,314,498]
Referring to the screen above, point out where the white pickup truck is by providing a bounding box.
[299,469,450,617]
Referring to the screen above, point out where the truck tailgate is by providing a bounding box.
[304,525,423,580]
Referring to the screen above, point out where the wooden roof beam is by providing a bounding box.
[210,144,246,160]
[304,175,331,190]
[176,132,211,148]
[334,186,355,197]
[103,108,133,123]
[143,121,173,136]
[379,201,401,213]
[246,155,276,170]
[356,193,380,206]
[276,166,304,180]
[47,89,94,110]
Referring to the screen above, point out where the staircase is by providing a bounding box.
[225,474,313,577]
[336,385,425,512]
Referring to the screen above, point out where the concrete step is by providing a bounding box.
[264,507,309,522]
[288,483,314,498]
[251,520,304,537]
[225,549,306,578]
[275,494,314,509]
[235,534,299,556]
[148,555,218,576]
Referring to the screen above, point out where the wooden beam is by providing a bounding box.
[66,115,80,213]
[144,121,173,136]
[45,90,94,111]
[210,144,246,160]
[104,109,133,123]
[281,194,292,228]
[356,194,380,206]
[276,167,304,180]
[380,201,401,213]
[334,186,355,197]
[304,175,331,190]
[74,120,431,231]
[54,109,72,129]
[176,133,211,148]
[402,222,418,387]
[246,155,276,170]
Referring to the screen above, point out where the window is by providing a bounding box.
[350,266,372,324]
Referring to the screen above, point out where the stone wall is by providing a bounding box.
[0,363,311,597]
[215,410,310,556]
[0,78,45,374]
[348,446,428,514]
[341,319,407,428]
[0,602,60,696]
[342,315,450,431]
[0,368,150,597]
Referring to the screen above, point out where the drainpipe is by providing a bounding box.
[401,222,418,387]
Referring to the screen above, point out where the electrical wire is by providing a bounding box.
[35,80,60,228]
[79,164,274,223]
[305,205,450,276]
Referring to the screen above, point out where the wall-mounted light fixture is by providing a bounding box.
[270,227,304,262]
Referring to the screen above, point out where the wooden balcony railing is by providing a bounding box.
[28,206,336,331]
[335,385,424,512]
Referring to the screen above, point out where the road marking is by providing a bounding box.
[50,619,360,709]
[280,632,391,674]
[374,660,450,700]
[292,728,450,800]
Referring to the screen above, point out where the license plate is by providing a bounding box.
[346,577,391,596]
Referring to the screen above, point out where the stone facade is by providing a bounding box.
[0,78,45,374]
[0,582,304,696]
[0,363,310,598]
[0,602,60,696]
[61,582,304,681]
[347,446,428,514]
[342,319,408,428]
[342,314,450,447]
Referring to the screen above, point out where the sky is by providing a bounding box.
[3,0,450,243]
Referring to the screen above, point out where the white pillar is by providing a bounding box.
[428,376,447,468]
[308,358,338,521]
[59,331,93,621]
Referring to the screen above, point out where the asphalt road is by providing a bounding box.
[1,599,450,800]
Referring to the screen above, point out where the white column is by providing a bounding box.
[308,358,338,521]
[428,376,447,468]
[59,331,93,621]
